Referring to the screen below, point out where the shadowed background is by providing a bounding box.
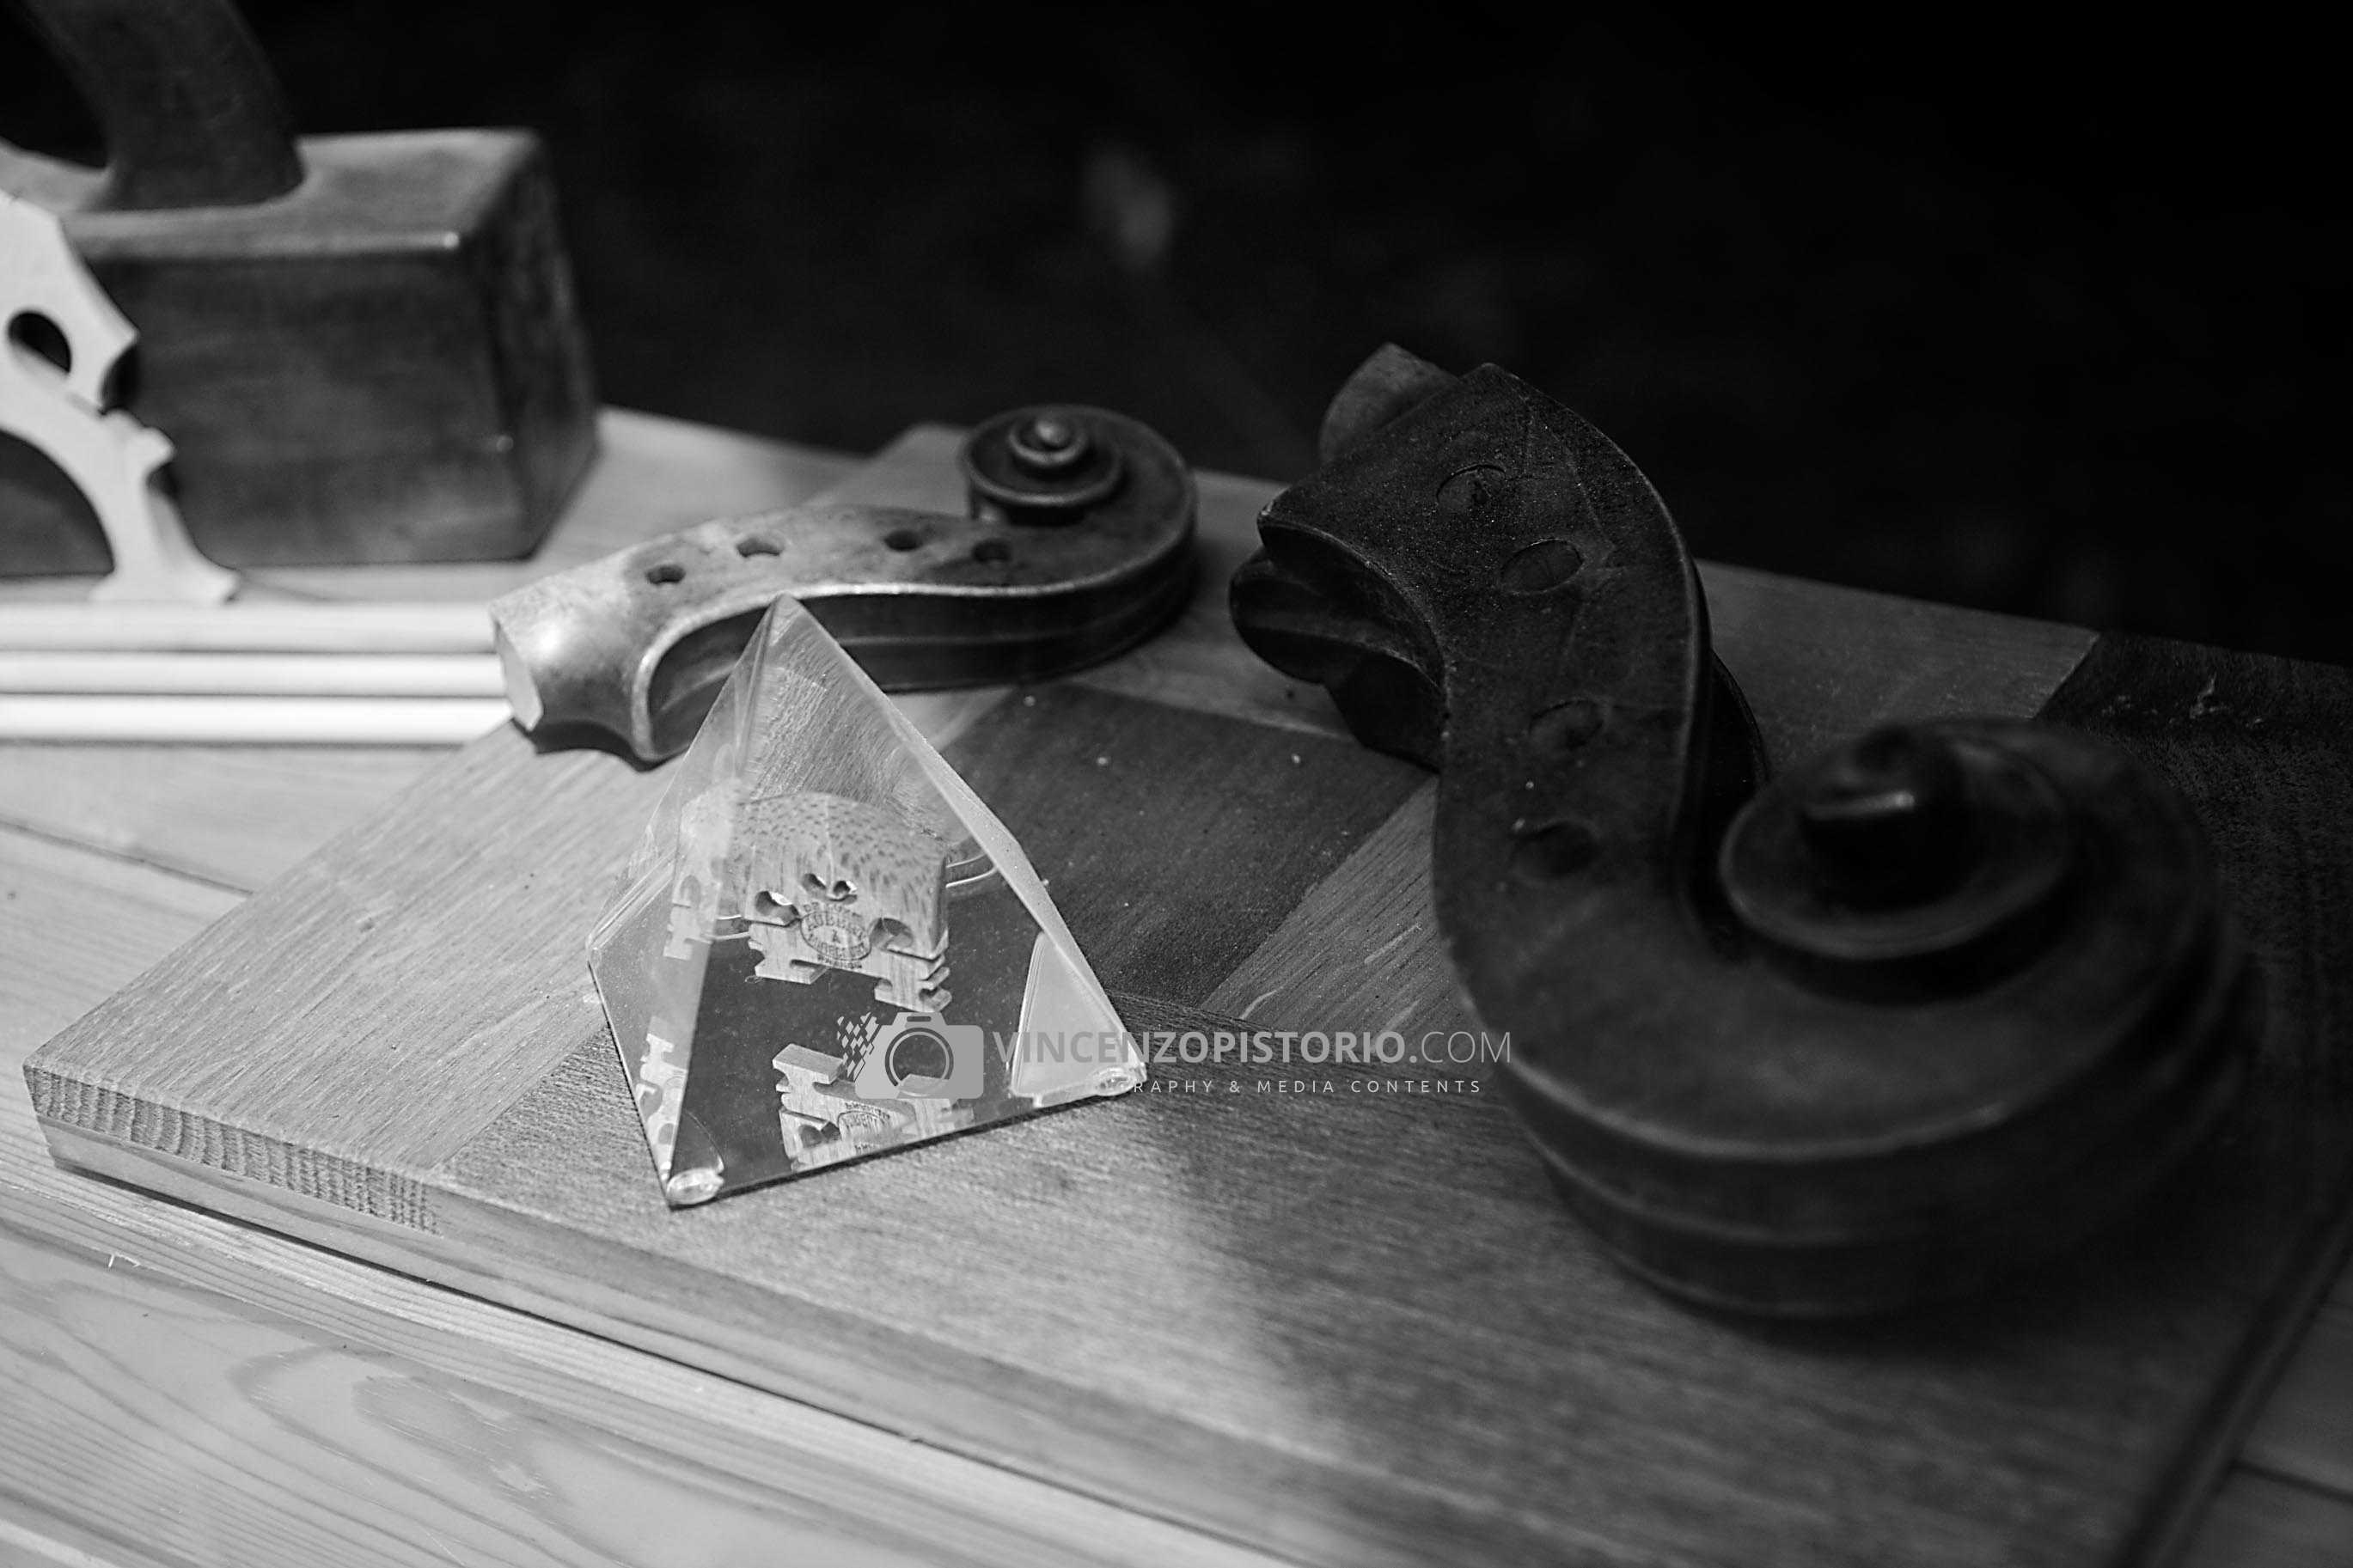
[4,5,2343,663]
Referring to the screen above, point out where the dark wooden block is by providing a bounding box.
[3,130,597,568]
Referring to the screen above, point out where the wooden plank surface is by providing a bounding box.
[6,414,2350,1567]
[0,840,1280,1568]
[0,419,1270,1568]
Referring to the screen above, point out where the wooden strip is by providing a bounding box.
[0,696,510,746]
[2179,1470,2353,1568]
[0,652,504,698]
[0,603,492,654]
[0,1505,153,1568]
[0,694,998,900]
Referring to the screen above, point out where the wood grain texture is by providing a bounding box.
[38,986,2342,1568]
[2034,631,2353,1559]
[1201,780,1476,1046]
[0,1150,1281,1568]
[0,1217,1276,1568]
[20,687,1004,1224]
[944,685,1426,1004]
[0,1502,156,1568]
[0,827,241,1055]
[0,822,1277,1568]
[17,427,2353,1566]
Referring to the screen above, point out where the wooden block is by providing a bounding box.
[3,131,596,569]
[21,435,2353,1567]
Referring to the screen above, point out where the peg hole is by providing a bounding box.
[7,312,70,375]
[645,561,686,585]
[1511,819,1599,880]
[1529,698,1606,753]
[736,534,781,557]
[883,528,924,552]
[1498,538,1585,595]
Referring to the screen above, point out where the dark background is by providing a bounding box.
[5,5,2344,663]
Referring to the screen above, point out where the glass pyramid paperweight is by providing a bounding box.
[588,600,1145,1206]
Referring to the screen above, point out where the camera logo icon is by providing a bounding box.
[853,1014,987,1101]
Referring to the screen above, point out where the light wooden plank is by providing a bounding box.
[0,697,998,900]
[2179,1470,2353,1568]
[0,1505,154,1568]
[0,827,241,1069]
[0,747,438,893]
[0,1213,1269,1568]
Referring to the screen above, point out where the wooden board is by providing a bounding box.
[0,411,1280,1568]
[21,429,2353,1568]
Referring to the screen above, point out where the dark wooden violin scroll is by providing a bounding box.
[1232,347,2255,1316]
